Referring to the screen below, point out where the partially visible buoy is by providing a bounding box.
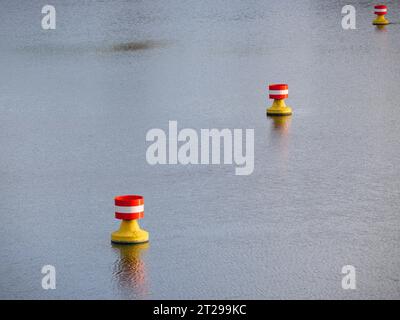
[266,84,292,116]
[373,4,389,25]
[111,195,149,244]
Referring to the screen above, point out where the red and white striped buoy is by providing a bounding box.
[266,83,292,116]
[115,195,144,220]
[373,4,389,25]
[111,195,149,244]
[374,4,387,15]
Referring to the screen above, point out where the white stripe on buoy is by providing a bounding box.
[375,8,387,13]
[115,205,144,214]
[269,90,289,95]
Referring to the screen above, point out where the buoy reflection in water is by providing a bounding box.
[112,243,149,298]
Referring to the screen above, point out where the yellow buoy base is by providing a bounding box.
[111,220,149,244]
[373,15,389,25]
[267,99,292,116]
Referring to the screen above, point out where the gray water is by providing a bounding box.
[1,0,400,299]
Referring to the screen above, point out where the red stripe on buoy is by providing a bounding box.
[269,84,288,100]
[115,212,144,220]
[115,195,143,206]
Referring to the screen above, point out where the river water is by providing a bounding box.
[1,0,400,299]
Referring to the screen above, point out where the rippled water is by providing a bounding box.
[1,0,400,299]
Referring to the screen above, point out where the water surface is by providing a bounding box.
[1,0,400,299]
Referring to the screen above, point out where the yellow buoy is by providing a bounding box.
[111,195,149,244]
[267,83,292,116]
[373,5,389,25]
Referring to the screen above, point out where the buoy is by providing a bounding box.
[373,4,389,25]
[266,84,292,116]
[111,195,149,244]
